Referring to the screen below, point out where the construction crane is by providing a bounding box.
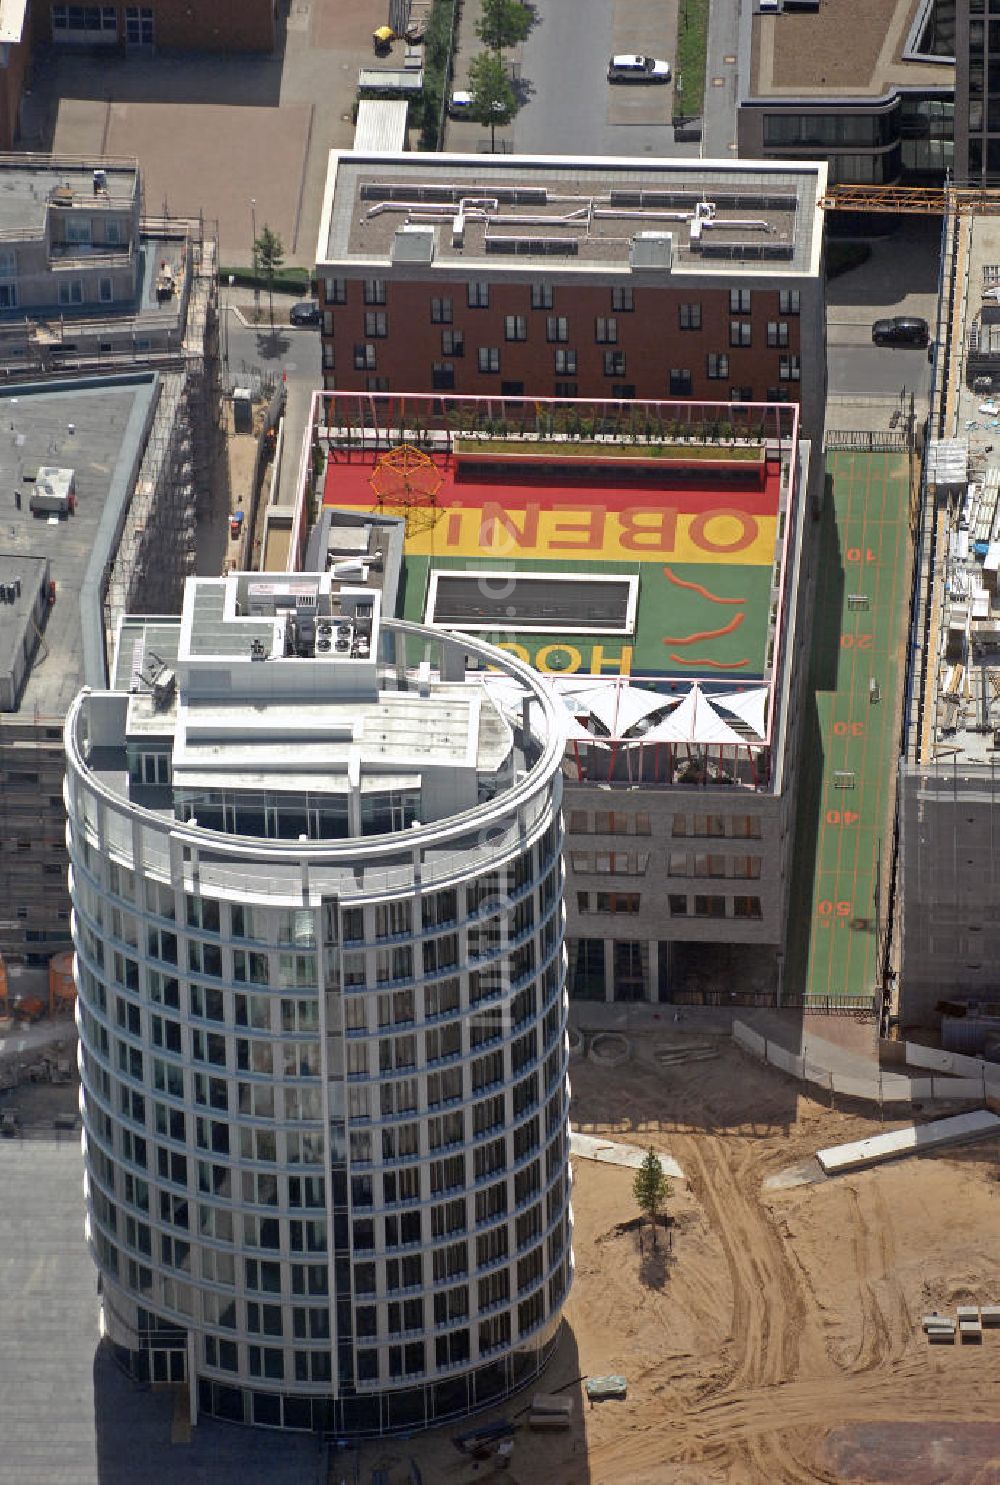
[368,442,443,539]
[820,183,1000,215]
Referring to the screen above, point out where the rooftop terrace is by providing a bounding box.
[746,0,952,100]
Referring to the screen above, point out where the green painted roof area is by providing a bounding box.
[400,556,774,680]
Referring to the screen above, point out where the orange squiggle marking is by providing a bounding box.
[662,613,745,646]
[668,654,751,669]
[663,566,746,604]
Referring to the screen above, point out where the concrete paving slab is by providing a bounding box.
[99,102,312,263]
[607,88,673,126]
[24,0,383,266]
[570,1131,685,1180]
[0,1138,324,1484]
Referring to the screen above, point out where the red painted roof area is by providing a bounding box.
[322,449,782,517]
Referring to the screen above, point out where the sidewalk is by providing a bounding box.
[444,0,526,153]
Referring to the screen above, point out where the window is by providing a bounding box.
[730,320,751,347]
[730,386,753,402]
[467,282,490,308]
[554,381,577,398]
[504,314,527,341]
[0,283,17,308]
[354,344,376,370]
[669,369,692,396]
[611,286,634,311]
[731,815,762,839]
[531,283,553,309]
[442,328,463,356]
[99,277,113,303]
[52,6,117,32]
[595,892,640,914]
[430,295,453,323]
[325,276,347,303]
[478,346,500,373]
[767,321,789,347]
[707,353,729,379]
[779,289,800,315]
[729,289,751,313]
[595,317,618,344]
[693,814,726,837]
[364,311,387,337]
[779,354,801,382]
[363,279,386,304]
[432,362,455,391]
[366,376,388,393]
[58,279,84,306]
[124,8,153,45]
[766,387,789,403]
[546,316,568,343]
[693,895,727,918]
[603,351,625,377]
[733,896,763,919]
[612,384,635,399]
[554,348,576,375]
[679,302,701,329]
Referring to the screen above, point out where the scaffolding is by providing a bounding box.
[103,217,221,644]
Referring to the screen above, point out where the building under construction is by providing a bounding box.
[0,181,219,962]
[898,194,1000,1030]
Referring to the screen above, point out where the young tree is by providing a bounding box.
[467,51,517,153]
[253,224,285,326]
[476,0,532,52]
[633,1148,672,1250]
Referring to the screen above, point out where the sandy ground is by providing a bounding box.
[385,1030,1000,1485]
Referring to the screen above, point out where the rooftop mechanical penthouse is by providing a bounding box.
[65,568,571,1433]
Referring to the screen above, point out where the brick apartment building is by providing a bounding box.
[315,153,829,438]
[39,0,276,52]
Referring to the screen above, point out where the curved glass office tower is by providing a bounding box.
[65,571,571,1432]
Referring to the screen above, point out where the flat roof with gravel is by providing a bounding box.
[319,152,826,277]
[0,374,159,720]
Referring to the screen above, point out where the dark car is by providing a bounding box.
[871,315,929,347]
[289,300,320,327]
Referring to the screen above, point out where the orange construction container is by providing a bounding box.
[49,951,76,1015]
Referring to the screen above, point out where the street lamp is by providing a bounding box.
[250,198,259,322]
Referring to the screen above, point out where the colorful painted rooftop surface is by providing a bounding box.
[322,433,792,687]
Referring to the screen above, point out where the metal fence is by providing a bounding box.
[825,429,911,453]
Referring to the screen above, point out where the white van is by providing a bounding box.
[607,54,671,83]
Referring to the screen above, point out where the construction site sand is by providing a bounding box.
[390,1034,1000,1485]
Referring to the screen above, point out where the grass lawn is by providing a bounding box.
[673,0,709,122]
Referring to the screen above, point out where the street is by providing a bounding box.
[449,0,696,157]
[827,341,932,402]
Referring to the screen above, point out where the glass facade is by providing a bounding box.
[66,608,572,1433]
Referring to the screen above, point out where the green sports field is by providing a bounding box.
[785,451,913,1006]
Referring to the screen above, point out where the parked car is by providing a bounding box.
[871,315,929,347]
[448,89,508,119]
[608,54,671,83]
[289,300,320,327]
